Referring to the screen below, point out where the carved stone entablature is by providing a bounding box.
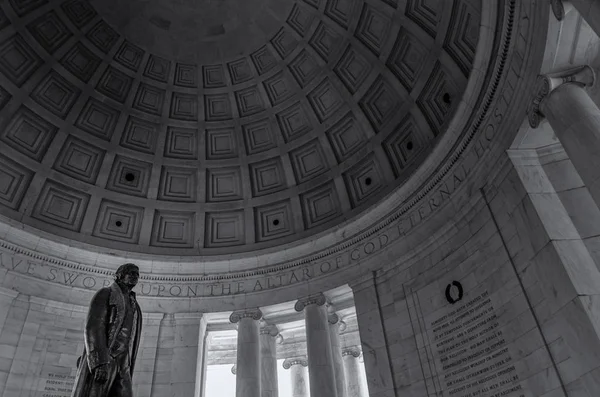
[229,308,262,323]
[551,0,573,20]
[528,65,596,128]
[294,293,326,312]
[282,357,308,369]
[342,346,362,358]
[260,324,279,337]
[231,364,236,375]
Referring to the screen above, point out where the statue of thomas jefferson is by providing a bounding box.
[71,263,142,397]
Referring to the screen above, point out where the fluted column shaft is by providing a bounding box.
[295,294,337,397]
[260,325,279,397]
[328,314,346,397]
[290,365,308,397]
[230,309,262,397]
[283,359,309,397]
[343,348,367,397]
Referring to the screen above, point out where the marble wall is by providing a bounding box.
[0,152,599,397]
[0,292,85,397]
[351,152,600,397]
[143,313,206,397]
[0,292,206,397]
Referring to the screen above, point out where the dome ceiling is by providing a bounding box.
[0,0,481,255]
[89,0,295,62]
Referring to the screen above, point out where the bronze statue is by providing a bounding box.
[71,263,142,397]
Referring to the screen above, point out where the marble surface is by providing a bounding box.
[543,83,600,213]
[302,301,338,397]
[0,4,596,396]
[289,362,309,397]
[2,140,600,397]
[328,315,347,397]
[234,316,261,397]
[342,349,367,397]
[259,325,279,397]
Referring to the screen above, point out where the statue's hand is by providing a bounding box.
[93,363,109,383]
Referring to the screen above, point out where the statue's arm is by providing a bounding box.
[84,288,111,371]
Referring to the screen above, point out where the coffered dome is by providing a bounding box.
[0,0,482,255]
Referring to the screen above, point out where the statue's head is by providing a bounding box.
[114,263,139,288]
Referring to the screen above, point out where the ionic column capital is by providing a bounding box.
[328,312,339,324]
[294,293,326,312]
[528,65,596,128]
[342,346,362,358]
[231,364,237,375]
[229,308,262,323]
[328,313,347,332]
[282,357,308,369]
[260,323,279,337]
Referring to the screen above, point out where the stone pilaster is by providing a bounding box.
[0,287,18,336]
[174,313,206,397]
[132,312,164,397]
[152,314,175,396]
[0,294,31,397]
[230,308,262,397]
[349,274,395,397]
[506,148,600,392]
[151,313,206,397]
[295,293,337,397]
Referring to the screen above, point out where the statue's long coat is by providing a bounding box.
[70,283,143,397]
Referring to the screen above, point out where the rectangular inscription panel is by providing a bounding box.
[405,260,543,397]
[36,368,76,397]
[430,290,523,397]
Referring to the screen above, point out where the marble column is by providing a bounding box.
[230,308,262,397]
[295,293,337,397]
[529,65,600,209]
[328,313,347,397]
[342,347,367,397]
[282,358,309,397]
[260,324,279,397]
